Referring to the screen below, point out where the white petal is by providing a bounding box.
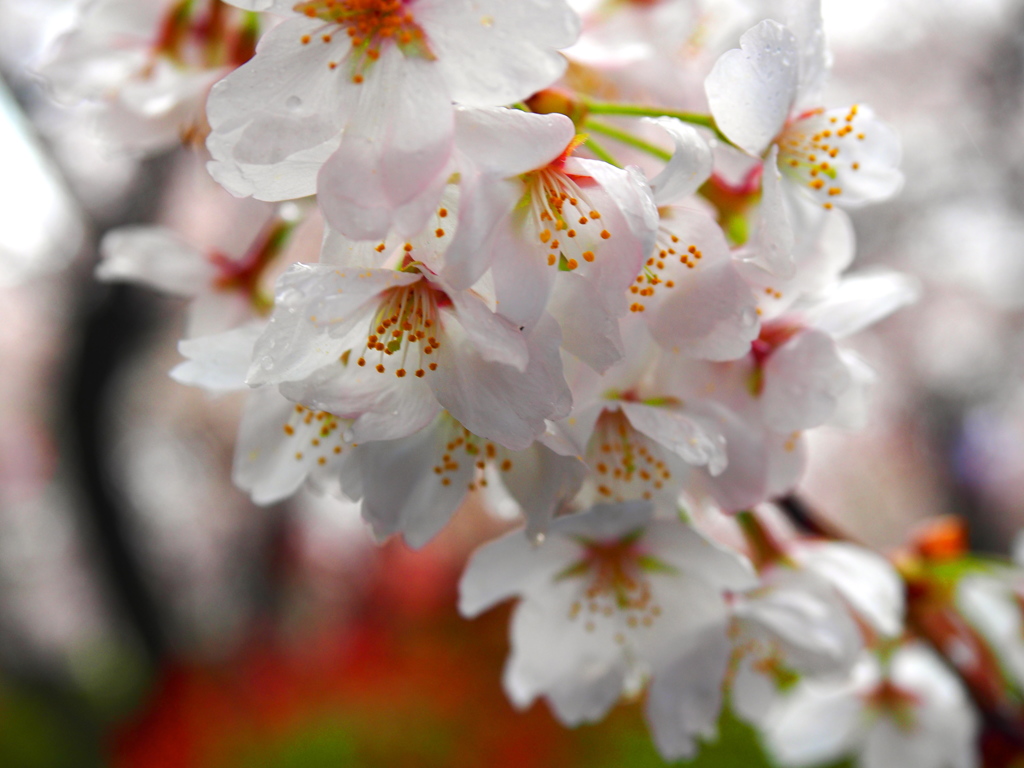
[459,526,579,617]
[455,107,576,177]
[171,323,264,393]
[316,47,454,240]
[705,20,800,156]
[792,541,905,638]
[247,264,419,385]
[648,206,761,360]
[354,421,472,548]
[644,118,713,206]
[645,519,757,591]
[645,626,731,760]
[622,401,727,474]
[764,680,862,766]
[430,313,571,451]
[761,328,852,432]
[750,145,796,279]
[548,272,625,373]
[803,270,920,339]
[421,0,580,107]
[97,226,214,296]
[503,579,625,724]
[498,443,586,539]
[445,275,529,371]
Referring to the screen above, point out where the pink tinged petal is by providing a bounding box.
[572,159,660,284]
[430,313,571,451]
[621,402,727,475]
[647,207,760,360]
[442,170,519,289]
[697,403,771,513]
[645,626,731,761]
[97,227,215,296]
[459,525,580,616]
[442,275,529,370]
[705,20,800,156]
[247,264,420,385]
[548,273,625,373]
[205,18,354,199]
[232,387,353,505]
[317,47,454,241]
[171,323,264,394]
[419,0,580,107]
[761,328,852,433]
[644,118,714,206]
[354,421,473,548]
[804,270,920,339]
[455,107,576,177]
[764,682,862,766]
[498,443,586,540]
[488,211,557,332]
[791,541,905,637]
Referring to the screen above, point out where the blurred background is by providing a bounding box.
[0,0,1023,765]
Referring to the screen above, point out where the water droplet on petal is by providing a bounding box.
[285,95,302,111]
[260,356,274,371]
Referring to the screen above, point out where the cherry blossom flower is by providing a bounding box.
[247,261,571,450]
[764,642,979,768]
[705,13,901,229]
[441,107,658,371]
[345,413,585,548]
[459,501,756,735]
[97,214,296,336]
[556,326,728,507]
[38,0,257,153]
[207,0,580,240]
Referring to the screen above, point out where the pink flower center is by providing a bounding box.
[778,104,867,210]
[588,410,673,503]
[521,163,611,272]
[559,531,667,635]
[355,274,447,379]
[295,0,433,81]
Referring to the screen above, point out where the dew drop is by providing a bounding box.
[285,95,302,111]
[260,356,275,371]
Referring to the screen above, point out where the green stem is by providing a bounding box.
[583,99,732,145]
[585,119,672,162]
[582,137,621,167]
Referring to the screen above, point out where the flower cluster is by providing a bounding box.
[40,0,1024,765]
